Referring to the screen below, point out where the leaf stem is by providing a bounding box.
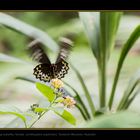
[75,104,88,120]
[28,111,47,128]
[71,64,96,117]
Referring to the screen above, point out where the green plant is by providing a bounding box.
[1,12,140,128]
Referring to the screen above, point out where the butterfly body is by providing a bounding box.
[28,37,72,82]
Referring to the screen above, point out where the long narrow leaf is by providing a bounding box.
[0,13,59,52]
[109,25,140,109]
[71,64,96,117]
[98,12,122,107]
[75,103,88,121]
[15,76,37,83]
[123,87,140,109]
[79,12,100,59]
[100,12,122,60]
[0,53,29,64]
[117,70,140,110]
[0,104,27,128]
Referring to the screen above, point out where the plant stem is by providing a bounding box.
[24,121,28,128]
[98,61,106,108]
[108,67,120,109]
[28,111,47,128]
[28,93,59,128]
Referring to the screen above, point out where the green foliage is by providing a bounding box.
[0,53,29,64]
[80,12,122,107]
[117,69,140,110]
[36,82,56,103]
[1,12,140,128]
[49,107,76,125]
[84,111,140,128]
[0,104,27,127]
[109,25,140,109]
[35,82,76,126]
[79,12,100,59]
[0,13,59,52]
[70,64,95,117]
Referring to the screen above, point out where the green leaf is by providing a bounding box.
[34,107,47,113]
[122,87,140,109]
[99,12,122,107]
[117,69,140,110]
[52,107,76,125]
[0,53,29,64]
[15,76,37,83]
[36,82,56,103]
[109,25,140,109]
[61,110,76,125]
[0,13,59,52]
[79,12,100,59]
[4,99,50,128]
[100,12,122,60]
[84,111,140,128]
[80,12,122,108]
[75,103,88,121]
[0,104,27,127]
[71,64,96,117]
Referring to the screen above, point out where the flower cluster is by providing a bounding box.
[51,78,64,89]
[62,95,76,108]
[51,78,76,108]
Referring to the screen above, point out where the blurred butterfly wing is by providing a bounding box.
[54,60,69,79]
[28,40,51,64]
[33,63,52,82]
[55,37,73,63]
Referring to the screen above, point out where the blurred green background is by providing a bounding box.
[1,12,140,128]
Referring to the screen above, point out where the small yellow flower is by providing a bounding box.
[51,78,64,89]
[62,96,76,108]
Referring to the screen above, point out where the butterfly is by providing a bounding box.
[28,37,73,82]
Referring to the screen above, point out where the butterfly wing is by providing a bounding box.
[55,37,73,63]
[53,37,73,79]
[33,63,53,82]
[54,60,69,79]
[28,40,51,64]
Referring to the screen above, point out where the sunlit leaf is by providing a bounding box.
[51,107,76,125]
[36,82,56,103]
[34,107,47,113]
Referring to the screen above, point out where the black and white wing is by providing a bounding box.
[28,40,51,64]
[33,63,53,82]
[54,37,73,79]
[55,37,73,63]
[28,40,52,82]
